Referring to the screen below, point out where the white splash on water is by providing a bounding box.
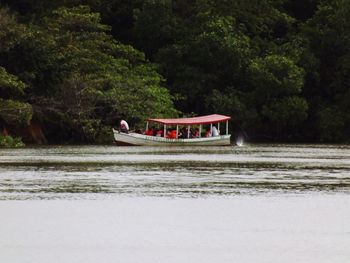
[235,135,244,146]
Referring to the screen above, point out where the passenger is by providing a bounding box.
[145,128,154,136]
[212,125,219,136]
[191,128,199,138]
[189,128,194,138]
[120,119,129,133]
[177,129,183,139]
[179,127,187,138]
[171,130,177,139]
[182,127,189,138]
[156,129,163,137]
[205,129,211,137]
[167,130,177,139]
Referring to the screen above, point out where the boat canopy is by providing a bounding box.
[148,114,231,125]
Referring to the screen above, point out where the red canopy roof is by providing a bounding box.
[148,114,231,125]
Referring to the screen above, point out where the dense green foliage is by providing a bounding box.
[0,134,25,148]
[0,4,175,143]
[0,0,349,144]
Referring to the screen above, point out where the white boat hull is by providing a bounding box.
[113,129,231,146]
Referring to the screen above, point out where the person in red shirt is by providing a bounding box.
[166,130,177,139]
[145,128,154,136]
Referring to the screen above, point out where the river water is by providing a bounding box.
[0,144,350,262]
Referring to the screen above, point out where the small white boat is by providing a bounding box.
[113,114,232,146]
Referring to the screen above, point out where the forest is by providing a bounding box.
[0,0,349,146]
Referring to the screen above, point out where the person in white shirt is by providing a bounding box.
[120,120,129,133]
[211,125,219,136]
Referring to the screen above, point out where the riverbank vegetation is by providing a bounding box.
[0,0,349,145]
[0,134,24,148]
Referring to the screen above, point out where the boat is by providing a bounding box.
[113,114,232,146]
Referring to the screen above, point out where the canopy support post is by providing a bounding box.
[218,122,220,135]
[187,125,190,139]
[226,120,228,135]
[146,121,149,132]
[176,125,179,139]
[164,125,166,138]
[199,124,202,138]
[210,123,213,137]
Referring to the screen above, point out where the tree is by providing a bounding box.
[1,5,176,143]
[2,0,350,143]
[0,67,32,126]
[0,8,33,129]
[156,12,252,114]
[0,7,27,51]
[302,0,350,141]
[31,6,176,142]
[248,55,307,138]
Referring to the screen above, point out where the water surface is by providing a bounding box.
[0,144,349,199]
[1,144,350,263]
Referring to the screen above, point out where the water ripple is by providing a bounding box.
[0,144,350,200]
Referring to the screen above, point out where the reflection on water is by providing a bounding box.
[0,144,350,199]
